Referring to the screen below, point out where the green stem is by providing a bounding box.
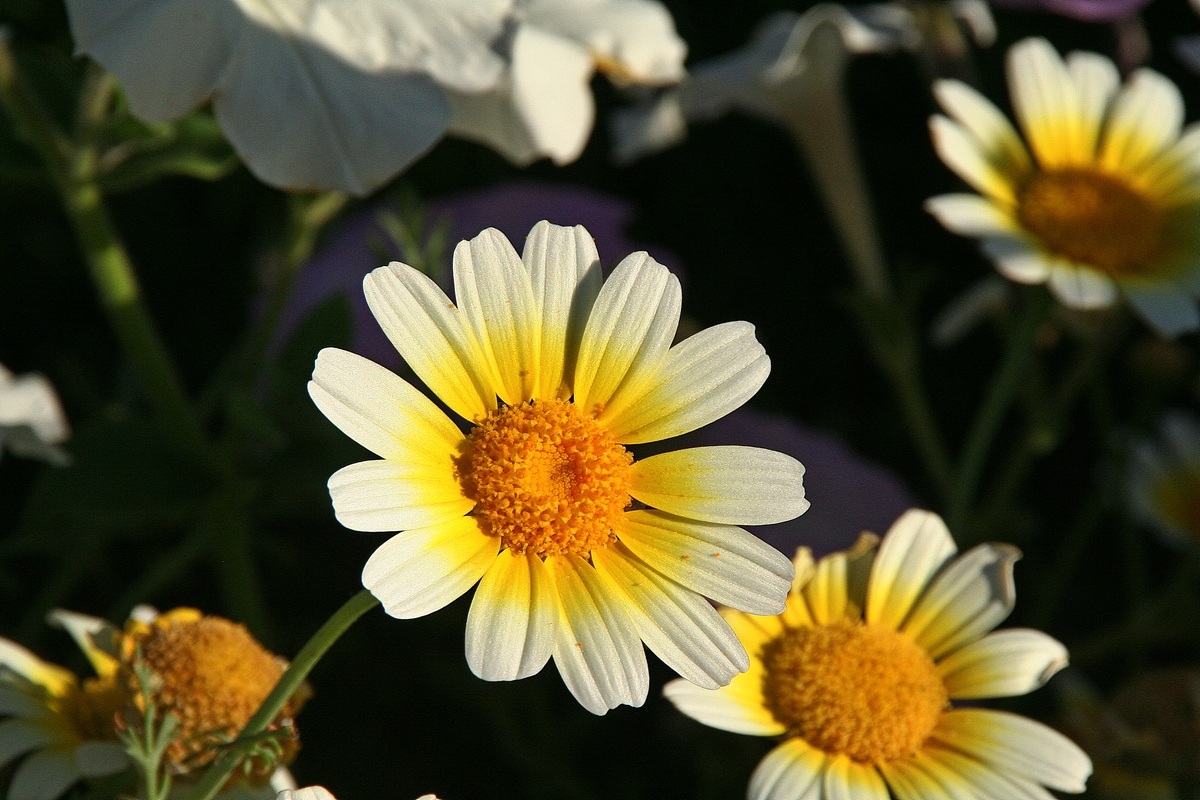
[946,290,1053,535]
[185,589,379,800]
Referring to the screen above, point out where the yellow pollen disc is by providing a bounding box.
[1017,168,1169,279]
[1153,468,1200,541]
[121,613,303,775]
[760,621,948,764]
[462,398,633,558]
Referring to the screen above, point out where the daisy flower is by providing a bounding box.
[927,37,1200,336]
[665,509,1092,800]
[280,787,438,800]
[1129,411,1200,549]
[309,220,807,714]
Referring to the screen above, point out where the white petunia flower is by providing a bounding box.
[0,363,69,465]
[64,0,512,195]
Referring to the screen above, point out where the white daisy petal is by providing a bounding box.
[662,676,784,736]
[929,115,1019,205]
[602,321,770,444]
[362,517,500,619]
[0,686,42,718]
[547,555,649,715]
[866,509,957,631]
[926,195,1018,238]
[363,264,497,421]
[452,228,540,404]
[934,709,1092,793]
[1046,263,1118,309]
[1123,283,1200,337]
[73,742,128,778]
[933,80,1031,180]
[980,236,1052,284]
[1007,37,1082,168]
[615,510,794,615]
[885,747,1046,800]
[0,720,52,771]
[328,460,472,533]
[629,446,808,525]
[1100,68,1184,174]
[824,755,889,800]
[938,629,1068,699]
[902,543,1020,660]
[1065,51,1118,159]
[749,739,827,800]
[572,252,680,414]
[278,788,336,800]
[802,549,851,625]
[308,347,467,462]
[9,749,78,800]
[0,642,73,695]
[44,611,117,678]
[464,549,556,682]
[593,544,747,689]
[521,221,604,399]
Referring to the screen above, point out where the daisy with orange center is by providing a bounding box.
[665,509,1093,800]
[309,220,808,714]
[927,37,1200,336]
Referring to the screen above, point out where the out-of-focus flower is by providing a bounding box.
[666,509,1092,800]
[310,221,807,714]
[1129,411,1200,549]
[449,0,686,165]
[280,787,439,800]
[928,37,1200,336]
[0,363,70,465]
[988,0,1152,22]
[65,0,509,195]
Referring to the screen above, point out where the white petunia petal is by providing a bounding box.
[9,748,78,800]
[572,252,680,415]
[547,555,649,715]
[593,544,747,689]
[902,544,1021,660]
[73,742,128,778]
[327,460,472,533]
[464,549,556,681]
[662,676,784,736]
[363,263,497,421]
[521,221,604,399]
[615,510,793,615]
[602,322,770,444]
[980,236,1053,284]
[866,510,957,631]
[452,228,540,404]
[749,739,827,800]
[1123,284,1200,337]
[1046,263,1118,309]
[362,517,499,619]
[938,628,1068,698]
[933,709,1092,793]
[1100,68,1184,175]
[629,446,808,525]
[925,195,1018,238]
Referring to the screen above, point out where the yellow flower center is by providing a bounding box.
[1017,168,1169,280]
[123,614,301,776]
[462,398,633,558]
[1153,467,1200,541]
[760,621,948,764]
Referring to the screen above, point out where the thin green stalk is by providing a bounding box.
[946,290,1053,535]
[185,589,379,800]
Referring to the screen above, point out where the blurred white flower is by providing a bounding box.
[279,788,438,800]
[1129,411,1200,550]
[449,0,686,166]
[0,363,69,465]
[65,0,511,195]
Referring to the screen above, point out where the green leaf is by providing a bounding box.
[97,110,238,192]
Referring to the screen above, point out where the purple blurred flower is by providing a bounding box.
[988,0,1151,23]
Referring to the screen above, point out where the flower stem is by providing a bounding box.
[185,589,379,800]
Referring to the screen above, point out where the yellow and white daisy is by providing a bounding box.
[309,220,807,714]
[1129,411,1200,549]
[927,37,1200,336]
[665,509,1092,800]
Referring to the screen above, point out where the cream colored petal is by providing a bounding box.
[1007,38,1084,169]
[452,228,540,405]
[278,788,336,800]
[362,517,500,619]
[629,446,808,525]
[884,746,1045,800]
[938,629,1068,699]
[521,221,603,399]
[824,755,889,800]
[1136,123,1200,205]
[933,708,1092,793]
[602,322,770,444]
[615,510,793,615]
[328,460,472,533]
[547,555,649,715]
[749,739,827,800]
[929,115,1019,206]
[0,641,73,697]
[593,544,747,689]
[10,748,78,800]
[464,549,556,681]
[572,252,680,414]
[902,543,1020,660]
[1046,263,1118,309]
[1124,284,1200,338]
[1100,68,1184,175]
[866,509,957,631]
[72,743,128,778]
[802,549,850,625]
[45,611,118,680]
[308,347,467,462]
[0,720,52,772]
[363,263,497,421]
[925,194,1019,239]
[1065,51,1118,160]
[980,236,1053,284]
[933,80,1031,182]
[662,676,783,736]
